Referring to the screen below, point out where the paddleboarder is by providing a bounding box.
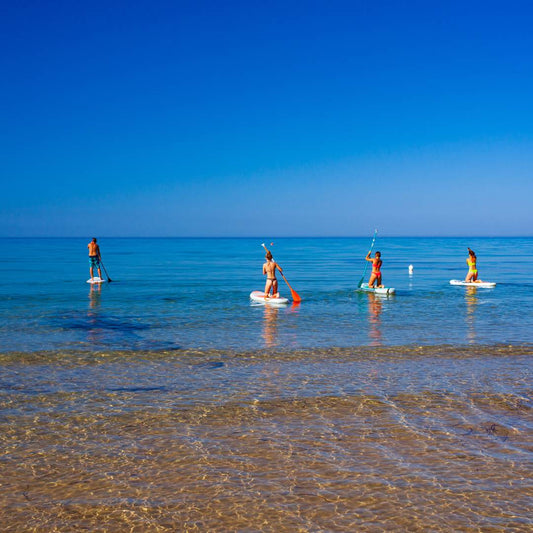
[263,250,283,299]
[365,250,384,288]
[88,238,102,281]
[465,247,479,283]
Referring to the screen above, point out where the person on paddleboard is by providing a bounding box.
[365,251,384,288]
[465,247,480,283]
[88,238,102,281]
[263,251,283,298]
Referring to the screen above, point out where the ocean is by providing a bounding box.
[1,237,532,531]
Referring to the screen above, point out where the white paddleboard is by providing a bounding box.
[358,283,395,294]
[250,291,289,305]
[450,280,496,288]
[87,277,106,284]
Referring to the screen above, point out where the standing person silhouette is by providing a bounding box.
[88,238,102,281]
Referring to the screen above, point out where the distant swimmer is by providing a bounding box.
[365,250,384,288]
[88,238,102,281]
[263,250,283,298]
[465,247,481,283]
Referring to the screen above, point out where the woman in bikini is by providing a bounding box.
[263,251,283,298]
[465,247,479,282]
[365,250,383,288]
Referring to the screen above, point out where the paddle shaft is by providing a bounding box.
[100,258,113,282]
[278,271,301,302]
[261,243,301,302]
[358,229,378,288]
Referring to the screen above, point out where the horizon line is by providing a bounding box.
[0,235,531,239]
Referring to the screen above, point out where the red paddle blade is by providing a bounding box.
[281,273,301,302]
[290,289,302,303]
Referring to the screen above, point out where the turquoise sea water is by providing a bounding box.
[1,237,532,531]
[0,237,532,352]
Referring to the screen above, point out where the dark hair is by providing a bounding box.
[265,251,272,260]
[468,247,476,258]
[375,251,381,257]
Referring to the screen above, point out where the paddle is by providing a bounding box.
[357,229,378,288]
[261,243,301,303]
[100,258,113,282]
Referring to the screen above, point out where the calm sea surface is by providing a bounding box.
[1,237,532,531]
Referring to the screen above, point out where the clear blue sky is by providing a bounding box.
[1,0,532,237]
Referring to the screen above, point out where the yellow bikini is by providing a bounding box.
[467,257,477,274]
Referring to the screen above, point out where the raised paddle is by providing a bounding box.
[261,243,302,303]
[357,229,378,288]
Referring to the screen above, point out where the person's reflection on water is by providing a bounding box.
[89,282,101,309]
[465,286,478,343]
[88,283,103,344]
[367,293,383,346]
[263,305,279,348]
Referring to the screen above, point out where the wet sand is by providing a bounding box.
[1,345,532,531]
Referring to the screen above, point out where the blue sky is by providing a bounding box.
[1,0,532,237]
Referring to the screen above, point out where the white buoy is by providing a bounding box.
[408,264,414,274]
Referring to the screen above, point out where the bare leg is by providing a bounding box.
[368,273,377,288]
[272,279,279,298]
[264,279,273,298]
[90,266,94,280]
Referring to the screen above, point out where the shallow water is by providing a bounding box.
[1,237,532,351]
[1,345,532,531]
[1,238,532,530]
